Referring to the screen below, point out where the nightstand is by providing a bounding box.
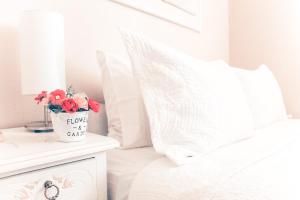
[0,128,119,200]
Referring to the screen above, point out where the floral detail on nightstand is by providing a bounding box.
[14,181,39,200]
[52,175,74,189]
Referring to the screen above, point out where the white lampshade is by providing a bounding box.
[20,10,66,95]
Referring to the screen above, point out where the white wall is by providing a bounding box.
[230,0,300,117]
[0,0,229,132]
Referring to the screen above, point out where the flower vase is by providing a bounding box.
[51,111,89,142]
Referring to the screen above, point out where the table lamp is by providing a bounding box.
[20,10,66,132]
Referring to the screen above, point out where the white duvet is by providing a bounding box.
[128,120,300,200]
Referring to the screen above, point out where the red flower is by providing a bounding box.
[88,99,100,112]
[49,89,66,105]
[34,91,48,104]
[61,98,79,113]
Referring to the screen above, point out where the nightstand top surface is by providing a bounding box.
[0,127,119,177]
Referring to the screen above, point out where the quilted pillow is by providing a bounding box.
[121,31,254,164]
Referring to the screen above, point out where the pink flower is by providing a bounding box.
[88,99,100,112]
[49,89,66,105]
[41,94,50,106]
[34,91,48,104]
[73,93,88,110]
[61,98,79,113]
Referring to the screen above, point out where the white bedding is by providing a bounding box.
[127,119,300,200]
[107,147,162,200]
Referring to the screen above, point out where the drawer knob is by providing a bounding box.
[44,181,60,200]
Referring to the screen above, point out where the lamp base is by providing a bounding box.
[25,121,54,133]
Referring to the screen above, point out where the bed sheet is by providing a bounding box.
[107,147,162,200]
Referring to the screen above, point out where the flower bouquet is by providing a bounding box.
[35,86,100,142]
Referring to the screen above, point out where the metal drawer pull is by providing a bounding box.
[44,181,60,200]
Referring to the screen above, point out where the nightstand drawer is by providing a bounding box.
[0,158,98,200]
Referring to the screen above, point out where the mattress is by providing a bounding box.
[107,147,162,200]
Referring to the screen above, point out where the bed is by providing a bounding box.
[100,30,296,200]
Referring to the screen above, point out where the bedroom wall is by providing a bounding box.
[230,0,300,117]
[0,0,229,132]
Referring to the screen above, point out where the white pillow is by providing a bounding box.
[234,65,287,128]
[121,31,254,164]
[96,51,152,148]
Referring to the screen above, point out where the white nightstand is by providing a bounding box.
[0,128,119,200]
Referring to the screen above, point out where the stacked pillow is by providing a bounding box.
[96,51,151,148]
[97,30,287,158]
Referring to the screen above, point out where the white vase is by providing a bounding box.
[51,111,89,142]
